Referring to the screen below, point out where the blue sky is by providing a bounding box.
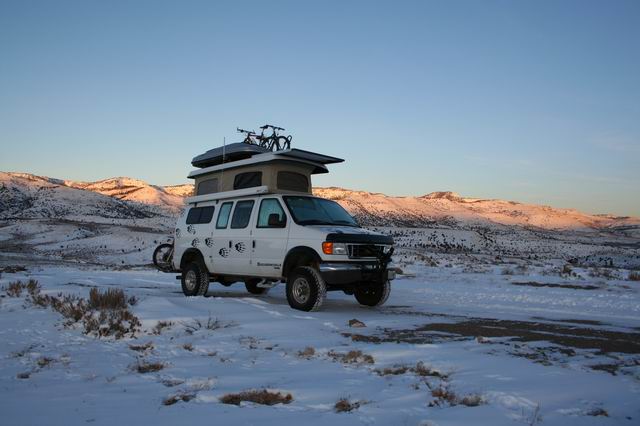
[1,0,639,216]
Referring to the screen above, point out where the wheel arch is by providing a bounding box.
[180,248,206,271]
[282,246,322,278]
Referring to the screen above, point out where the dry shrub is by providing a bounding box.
[220,389,293,406]
[16,372,31,379]
[329,350,374,365]
[334,398,363,413]
[129,341,154,352]
[414,361,447,379]
[163,392,195,406]
[1,265,27,274]
[430,386,484,407]
[25,281,140,339]
[135,360,165,374]
[297,347,315,358]
[88,288,127,310]
[152,321,173,335]
[183,316,228,335]
[376,365,410,376]
[36,356,54,368]
[4,281,25,297]
[3,279,40,298]
[628,271,640,281]
[587,408,608,417]
[182,343,194,351]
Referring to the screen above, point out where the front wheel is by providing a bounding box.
[354,280,390,307]
[181,261,210,297]
[286,266,326,312]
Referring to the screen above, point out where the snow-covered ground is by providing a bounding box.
[1,263,638,426]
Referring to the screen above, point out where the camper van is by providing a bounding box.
[156,134,395,312]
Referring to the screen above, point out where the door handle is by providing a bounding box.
[229,240,232,248]
[252,240,256,249]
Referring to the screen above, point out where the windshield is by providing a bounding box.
[283,196,358,227]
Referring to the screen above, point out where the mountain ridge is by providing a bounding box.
[1,171,638,231]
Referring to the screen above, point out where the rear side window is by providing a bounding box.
[230,200,255,229]
[197,178,219,195]
[234,172,262,190]
[186,206,215,224]
[216,202,233,229]
[277,171,309,192]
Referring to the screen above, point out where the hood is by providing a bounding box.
[309,226,394,245]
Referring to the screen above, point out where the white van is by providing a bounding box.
[157,140,395,311]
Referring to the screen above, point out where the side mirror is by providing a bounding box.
[268,213,286,228]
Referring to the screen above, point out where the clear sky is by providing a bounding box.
[1,0,639,216]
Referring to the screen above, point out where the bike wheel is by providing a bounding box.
[153,243,174,272]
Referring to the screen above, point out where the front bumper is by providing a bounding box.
[319,262,396,285]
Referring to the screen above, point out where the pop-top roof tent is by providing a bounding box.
[185,130,343,205]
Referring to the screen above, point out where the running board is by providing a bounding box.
[257,279,278,289]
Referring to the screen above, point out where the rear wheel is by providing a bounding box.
[286,266,326,312]
[354,280,390,307]
[181,261,210,297]
[245,279,268,295]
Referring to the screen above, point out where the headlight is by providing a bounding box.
[322,242,348,255]
[383,245,392,254]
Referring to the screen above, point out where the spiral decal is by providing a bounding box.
[219,248,230,257]
[187,225,196,234]
[175,228,181,238]
[191,238,200,247]
[205,238,214,247]
[235,242,246,253]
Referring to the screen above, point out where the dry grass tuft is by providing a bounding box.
[182,343,194,351]
[329,350,375,365]
[628,271,640,281]
[297,347,315,358]
[183,316,228,335]
[376,365,410,376]
[129,341,154,352]
[36,356,54,368]
[430,386,484,407]
[163,392,195,406]
[414,361,447,379]
[587,408,608,417]
[334,398,364,413]
[88,288,127,310]
[135,360,165,374]
[152,321,173,335]
[16,372,31,379]
[23,281,140,339]
[219,389,293,406]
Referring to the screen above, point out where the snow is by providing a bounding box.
[1,264,638,425]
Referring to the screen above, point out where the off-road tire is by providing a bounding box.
[354,280,390,307]
[181,261,210,297]
[286,266,326,312]
[245,279,268,295]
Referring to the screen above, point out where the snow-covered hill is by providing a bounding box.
[2,172,638,233]
[65,177,186,213]
[312,187,639,231]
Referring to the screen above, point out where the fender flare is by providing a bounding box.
[180,248,206,270]
[282,246,322,278]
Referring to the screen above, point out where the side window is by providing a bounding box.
[230,200,255,229]
[277,171,309,192]
[216,202,233,229]
[257,199,286,228]
[186,206,215,224]
[233,172,262,190]
[197,178,219,195]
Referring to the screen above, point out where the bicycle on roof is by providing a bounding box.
[237,124,292,152]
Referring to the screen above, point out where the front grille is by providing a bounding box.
[348,244,385,259]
